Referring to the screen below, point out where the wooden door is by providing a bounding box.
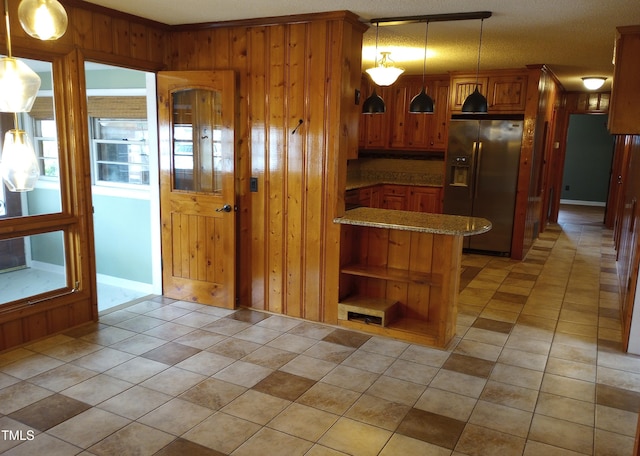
[158,71,236,308]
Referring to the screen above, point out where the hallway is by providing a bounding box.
[0,204,637,455]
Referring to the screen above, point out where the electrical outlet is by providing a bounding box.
[565,185,570,191]
[250,177,258,192]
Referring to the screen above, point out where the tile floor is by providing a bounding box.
[0,205,638,455]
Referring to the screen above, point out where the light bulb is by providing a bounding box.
[18,0,68,41]
[0,129,40,192]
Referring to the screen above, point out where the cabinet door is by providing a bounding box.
[370,186,382,208]
[488,74,527,111]
[450,76,489,112]
[360,78,391,149]
[430,81,449,150]
[608,25,640,134]
[409,187,442,213]
[382,185,408,210]
[358,187,372,207]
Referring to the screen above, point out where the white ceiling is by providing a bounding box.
[82,0,640,91]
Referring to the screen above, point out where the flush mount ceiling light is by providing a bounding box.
[582,77,606,90]
[18,0,68,40]
[365,23,404,87]
[409,21,434,113]
[462,18,488,113]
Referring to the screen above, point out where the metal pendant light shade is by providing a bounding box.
[409,21,434,113]
[462,18,488,113]
[362,89,385,114]
[409,87,434,113]
[461,86,487,113]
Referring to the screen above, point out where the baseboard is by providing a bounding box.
[559,199,606,207]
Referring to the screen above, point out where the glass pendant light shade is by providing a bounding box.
[461,86,488,113]
[18,0,68,40]
[366,52,404,86]
[582,77,606,90]
[0,129,40,191]
[362,89,385,114]
[0,57,41,112]
[409,87,434,113]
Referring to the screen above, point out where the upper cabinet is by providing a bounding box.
[450,71,528,113]
[359,75,450,152]
[608,25,640,134]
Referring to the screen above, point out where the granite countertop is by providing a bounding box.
[334,207,492,236]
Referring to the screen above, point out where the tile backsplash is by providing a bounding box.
[348,158,444,186]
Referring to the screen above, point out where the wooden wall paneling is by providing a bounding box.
[70,7,94,49]
[195,29,215,69]
[112,18,131,57]
[92,13,113,54]
[248,26,267,311]
[266,25,286,315]
[408,232,434,321]
[0,320,23,351]
[429,233,461,345]
[386,229,411,314]
[302,20,330,322]
[130,22,148,60]
[285,23,307,319]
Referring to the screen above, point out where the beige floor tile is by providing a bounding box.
[383,359,439,385]
[399,344,450,367]
[342,349,395,373]
[240,345,298,369]
[318,417,393,456]
[429,369,487,398]
[595,405,638,437]
[480,380,539,412]
[98,385,172,419]
[463,327,509,347]
[303,341,356,364]
[48,407,130,448]
[103,356,169,383]
[455,339,503,362]
[269,402,339,439]
[88,422,175,456]
[143,321,196,340]
[179,377,246,410]
[138,397,213,435]
[365,375,425,406]
[3,432,82,456]
[172,329,227,350]
[498,347,547,371]
[305,444,350,455]
[546,357,596,382]
[540,373,595,402]
[140,366,207,396]
[183,412,261,454]
[468,400,532,438]
[27,363,97,392]
[344,394,410,431]
[320,365,379,393]
[490,363,543,390]
[528,414,593,454]
[359,336,409,357]
[175,350,235,376]
[415,387,477,421]
[296,382,361,415]
[212,360,273,387]
[267,333,318,353]
[523,440,586,456]
[61,374,132,406]
[233,427,313,456]
[594,428,635,455]
[455,423,526,456]
[221,389,290,425]
[1,353,65,380]
[379,433,451,456]
[535,392,594,426]
[280,354,337,380]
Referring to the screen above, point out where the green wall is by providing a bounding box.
[561,114,614,203]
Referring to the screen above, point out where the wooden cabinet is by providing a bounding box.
[450,71,528,113]
[381,185,408,210]
[360,75,449,152]
[409,186,442,213]
[609,25,640,134]
[337,222,462,347]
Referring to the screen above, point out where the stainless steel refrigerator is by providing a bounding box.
[443,117,523,255]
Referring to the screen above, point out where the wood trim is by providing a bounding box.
[60,0,170,29]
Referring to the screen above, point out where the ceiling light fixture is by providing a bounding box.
[365,23,404,87]
[18,0,68,41]
[582,77,606,91]
[362,22,387,114]
[0,0,67,192]
[462,18,488,113]
[409,21,434,113]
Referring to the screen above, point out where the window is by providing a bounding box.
[33,119,59,178]
[92,119,149,186]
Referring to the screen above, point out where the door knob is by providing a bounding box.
[216,204,232,213]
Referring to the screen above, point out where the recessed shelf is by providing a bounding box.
[340,263,439,285]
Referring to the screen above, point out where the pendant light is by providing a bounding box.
[18,0,68,41]
[365,23,404,87]
[462,18,488,113]
[409,21,434,113]
[362,22,386,114]
[0,0,41,191]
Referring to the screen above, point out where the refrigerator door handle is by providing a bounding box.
[473,141,483,201]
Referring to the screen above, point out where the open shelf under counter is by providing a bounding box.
[334,207,491,348]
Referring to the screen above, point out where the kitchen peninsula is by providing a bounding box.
[334,207,491,347]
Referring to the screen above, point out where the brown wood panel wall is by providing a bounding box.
[166,12,364,323]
